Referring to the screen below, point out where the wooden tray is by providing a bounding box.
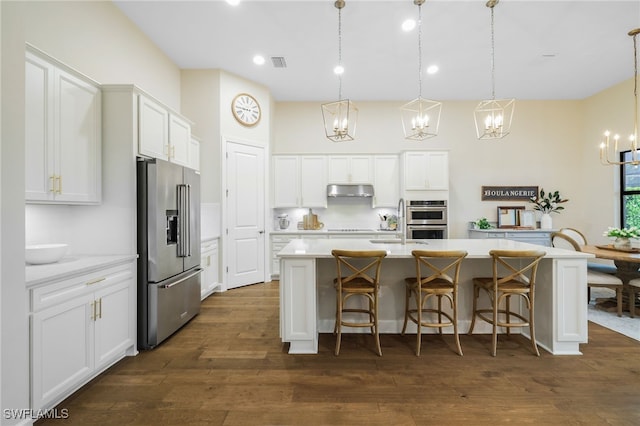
[595,244,640,253]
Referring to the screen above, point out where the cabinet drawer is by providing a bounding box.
[486,232,506,238]
[31,263,134,312]
[505,232,548,239]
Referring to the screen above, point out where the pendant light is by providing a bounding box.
[474,0,514,140]
[600,28,640,166]
[401,0,442,141]
[322,0,358,142]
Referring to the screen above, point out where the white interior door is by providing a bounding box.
[226,142,265,289]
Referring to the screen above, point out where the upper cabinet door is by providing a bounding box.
[299,156,327,208]
[138,94,169,161]
[25,48,101,204]
[56,68,102,203]
[25,52,55,202]
[272,156,300,207]
[372,155,399,207]
[403,151,449,191]
[168,114,191,167]
[327,155,372,184]
[189,137,200,172]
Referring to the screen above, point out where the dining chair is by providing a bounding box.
[552,232,624,316]
[557,227,618,274]
[331,249,387,356]
[468,249,546,356]
[626,278,640,318]
[402,249,468,356]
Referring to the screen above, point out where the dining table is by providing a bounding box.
[581,244,640,315]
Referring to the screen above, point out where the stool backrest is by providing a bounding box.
[331,249,387,287]
[489,249,546,287]
[411,250,468,286]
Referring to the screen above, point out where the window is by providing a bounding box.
[620,150,640,228]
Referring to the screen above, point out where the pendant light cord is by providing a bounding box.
[417,3,423,99]
[337,6,343,100]
[490,5,496,100]
[634,31,638,149]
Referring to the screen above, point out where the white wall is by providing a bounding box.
[274,99,598,240]
[2,1,183,421]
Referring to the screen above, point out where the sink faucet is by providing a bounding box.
[397,198,406,244]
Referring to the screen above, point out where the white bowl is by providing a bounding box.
[25,243,68,265]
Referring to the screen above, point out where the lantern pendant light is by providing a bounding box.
[321,0,358,142]
[474,0,514,140]
[401,0,442,141]
[599,28,640,166]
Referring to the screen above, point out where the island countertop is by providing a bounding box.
[277,237,591,356]
[277,237,594,259]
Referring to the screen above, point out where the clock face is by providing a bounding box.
[232,93,261,127]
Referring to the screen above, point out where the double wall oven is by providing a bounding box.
[406,200,448,239]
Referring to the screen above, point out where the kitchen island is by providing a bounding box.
[277,238,593,355]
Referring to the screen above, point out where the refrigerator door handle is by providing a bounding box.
[177,184,190,257]
[185,184,191,257]
[160,268,202,289]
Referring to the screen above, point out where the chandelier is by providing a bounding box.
[473,0,514,140]
[600,28,640,166]
[321,0,358,142]
[400,0,442,141]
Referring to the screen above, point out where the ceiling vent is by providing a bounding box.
[271,56,287,68]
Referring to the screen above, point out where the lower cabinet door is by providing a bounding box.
[94,280,134,370]
[31,294,94,410]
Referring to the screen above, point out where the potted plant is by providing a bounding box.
[529,188,568,229]
[604,226,640,249]
[473,217,492,229]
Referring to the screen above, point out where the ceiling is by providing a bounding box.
[113,0,640,102]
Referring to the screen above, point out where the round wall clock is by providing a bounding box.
[231,93,261,127]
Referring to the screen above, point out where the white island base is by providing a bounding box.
[278,238,593,355]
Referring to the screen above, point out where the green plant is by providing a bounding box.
[474,217,492,229]
[604,226,640,239]
[529,188,568,214]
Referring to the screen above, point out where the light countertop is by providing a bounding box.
[276,237,594,260]
[26,254,138,287]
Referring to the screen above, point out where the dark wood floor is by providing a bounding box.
[38,281,640,425]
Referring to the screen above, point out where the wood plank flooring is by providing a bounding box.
[37,281,640,425]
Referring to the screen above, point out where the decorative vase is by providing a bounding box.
[613,237,632,250]
[540,213,552,230]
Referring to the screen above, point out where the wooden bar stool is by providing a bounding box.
[468,249,545,356]
[402,250,468,356]
[331,249,387,356]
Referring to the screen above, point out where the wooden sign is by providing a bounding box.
[481,186,538,201]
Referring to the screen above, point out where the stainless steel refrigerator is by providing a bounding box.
[137,158,201,349]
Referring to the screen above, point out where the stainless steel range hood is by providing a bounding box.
[327,184,374,198]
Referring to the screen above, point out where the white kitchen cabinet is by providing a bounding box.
[272,155,327,208]
[25,47,101,204]
[138,94,169,160]
[138,94,193,168]
[327,155,373,184]
[30,260,135,412]
[402,151,449,191]
[468,228,554,247]
[190,136,201,172]
[201,238,220,299]
[271,234,299,278]
[372,155,400,207]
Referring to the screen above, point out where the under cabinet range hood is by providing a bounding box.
[327,184,374,198]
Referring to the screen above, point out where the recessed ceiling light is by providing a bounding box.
[253,55,265,65]
[402,19,416,32]
[334,65,344,75]
[226,0,240,6]
[426,65,439,75]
